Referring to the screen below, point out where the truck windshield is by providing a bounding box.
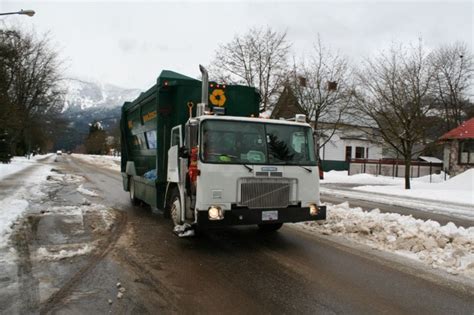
[201,120,316,165]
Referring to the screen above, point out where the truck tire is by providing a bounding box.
[169,189,182,227]
[258,223,283,232]
[129,177,140,206]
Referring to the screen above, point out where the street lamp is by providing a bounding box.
[0,9,35,17]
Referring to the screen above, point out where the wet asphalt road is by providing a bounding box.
[47,155,473,314]
[4,155,472,314]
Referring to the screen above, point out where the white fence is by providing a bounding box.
[349,159,443,179]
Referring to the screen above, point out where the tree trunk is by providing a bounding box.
[404,158,411,189]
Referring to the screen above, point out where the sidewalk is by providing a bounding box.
[320,170,474,221]
[321,186,474,221]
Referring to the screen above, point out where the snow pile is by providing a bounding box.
[47,173,84,183]
[77,184,99,197]
[297,202,474,278]
[35,244,93,261]
[355,169,473,205]
[72,153,120,172]
[429,169,474,190]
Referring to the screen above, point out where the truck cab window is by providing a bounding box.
[171,128,181,147]
[201,120,316,166]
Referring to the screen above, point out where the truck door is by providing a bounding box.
[167,125,182,183]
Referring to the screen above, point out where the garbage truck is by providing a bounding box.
[120,66,326,234]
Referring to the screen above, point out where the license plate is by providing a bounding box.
[262,210,278,221]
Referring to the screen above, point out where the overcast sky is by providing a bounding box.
[2,0,473,90]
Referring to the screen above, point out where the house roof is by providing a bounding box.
[270,84,305,119]
[439,118,474,140]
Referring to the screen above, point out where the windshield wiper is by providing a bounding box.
[242,164,253,172]
[298,165,312,173]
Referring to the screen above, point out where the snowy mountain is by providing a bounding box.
[62,78,141,111]
[54,79,141,151]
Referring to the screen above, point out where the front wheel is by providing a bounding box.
[169,189,182,227]
[258,223,283,232]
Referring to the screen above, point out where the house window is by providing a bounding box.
[459,139,474,164]
[355,146,365,159]
[345,146,352,160]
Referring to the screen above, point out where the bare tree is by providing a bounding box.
[289,36,353,159]
[0,27,64,154]
[209,27,291,111]
[354,40,436,189]
[432,42,473,130]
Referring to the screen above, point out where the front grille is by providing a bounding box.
[270,172,282,177]
[239,178,292,209]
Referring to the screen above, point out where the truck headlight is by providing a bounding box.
[309,203,319,216]
[208,206,224,220]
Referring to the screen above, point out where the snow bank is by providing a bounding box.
[72,153,120,172]
[355,170,473,205]
[0,158,53,246]
[0,154,52,180]
[431,169,474,190]
[322,170,448,185]
[296,203,474,279]
[0,198,29,245]
[322,170,403,185]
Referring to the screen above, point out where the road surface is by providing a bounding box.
[1,155,473,314]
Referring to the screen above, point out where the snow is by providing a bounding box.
[0,199,29,245]
[354,170,474,205]
[72,153,120,172]
[35,244,93,261]
[418,156,443,163]
[322,170,448,185]
[77,184,99,197]
[295,202,474,279]
[0,156,53,246]
[0,154,52,181]
[62,78,141,111]
[322,170,473,208]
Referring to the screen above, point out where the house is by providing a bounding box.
[318,122,383,170]
[270,85,384,171]
[439,117,474,176]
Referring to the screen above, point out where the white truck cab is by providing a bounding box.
[168,113,326,232]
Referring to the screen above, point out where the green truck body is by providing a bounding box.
[120,70,260,209]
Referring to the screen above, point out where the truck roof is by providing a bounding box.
[197,115,312,128]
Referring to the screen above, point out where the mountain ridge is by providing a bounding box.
[62,78,142,111]
[54,78,142,151]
